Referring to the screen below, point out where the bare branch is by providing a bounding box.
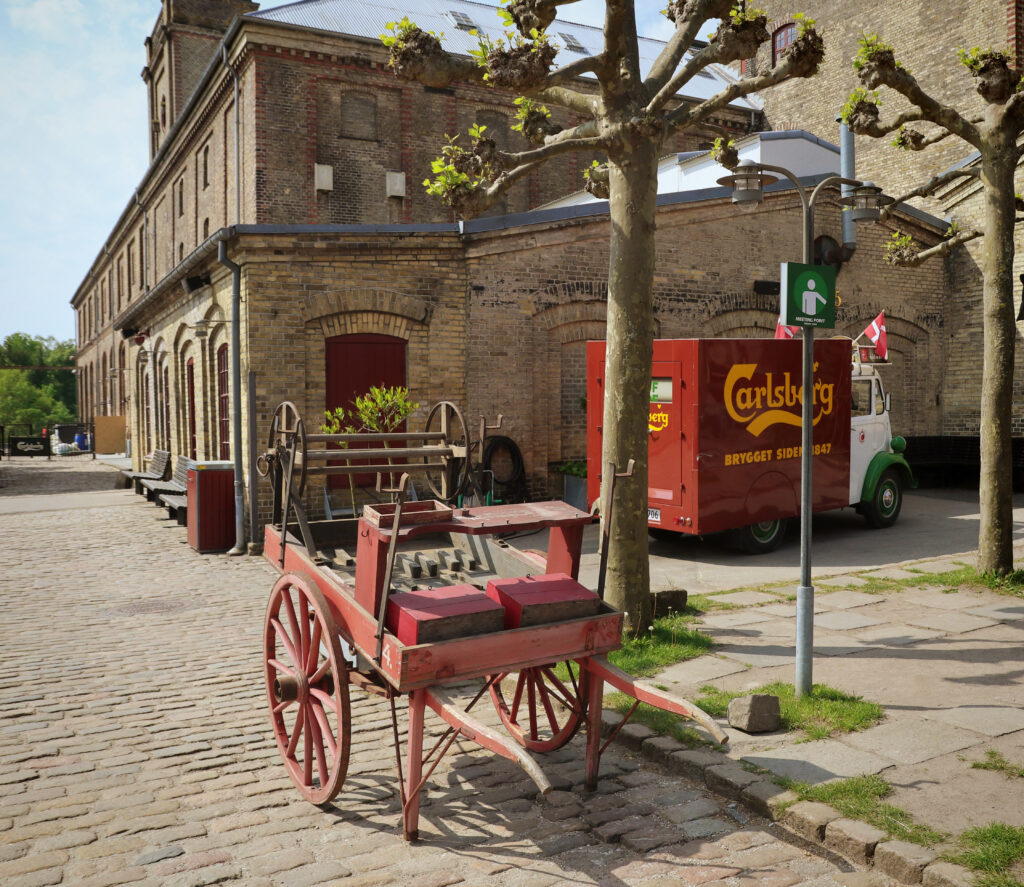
[668,29,824,130]
[645,0,734,98]
[890,228,983,266]
[546,54,602,87]
[601,0,643,94]
[846,107,925,138]
[647,32,750,115]
[879,167,981,219]
[531,84,599,116]
[500,132,607,169]
[858,61,982,149]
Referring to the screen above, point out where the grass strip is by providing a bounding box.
[781,774,945,846]
[947,823,1024,886]
[694,681,882,741]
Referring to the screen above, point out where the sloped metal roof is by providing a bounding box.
[248,0,761,110]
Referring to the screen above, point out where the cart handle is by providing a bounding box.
[584,655,729,746]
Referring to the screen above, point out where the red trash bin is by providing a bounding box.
[187,461,235,553]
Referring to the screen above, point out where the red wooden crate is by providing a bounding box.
[386,584,505,645]
[485,573,601,629]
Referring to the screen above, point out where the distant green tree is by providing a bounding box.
[0,333,77,425]
[0,370,74,431]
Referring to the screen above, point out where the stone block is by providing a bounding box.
[922,861,975,887]
[874,840,938,884]
[728,694,781,733]
[667,748,724,781]
[825,818,887,865]
[783,801,841,842]
[704,762,761,800]
[741,780,797,819]
[641,734,684,765]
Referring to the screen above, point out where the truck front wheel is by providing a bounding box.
[733,518,787,554]
[864,469,902,529]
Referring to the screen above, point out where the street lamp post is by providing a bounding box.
[717,160,892,696]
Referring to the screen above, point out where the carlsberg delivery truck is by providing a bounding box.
[586,338,914,553]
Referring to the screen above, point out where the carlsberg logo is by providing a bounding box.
[724,363,834,437]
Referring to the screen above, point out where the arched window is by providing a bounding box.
[217,344,230,459]
[773,23,797,66]
[101,354,109,416]
[177,179,184,216]
[186,357,197,460]
[202,145,210,188]
[203,218,210,239]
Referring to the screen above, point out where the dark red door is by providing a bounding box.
[325,334,406,487]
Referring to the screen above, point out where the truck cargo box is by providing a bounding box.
[586,338,852,537]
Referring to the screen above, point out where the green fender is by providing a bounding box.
[860,448,917,504]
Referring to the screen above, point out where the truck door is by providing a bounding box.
[648,362,681,520]
[849,375,890,504]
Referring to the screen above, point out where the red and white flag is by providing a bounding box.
[774,318,798,339]
[863,311,887,359]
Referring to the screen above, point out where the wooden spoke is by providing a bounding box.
[310,701,337,758]
[307,707,328,788]
[488,664,589,753]
[305,619,322,676]
[309,686,340,714]
[268,658,296,678]
[287,710,304,757]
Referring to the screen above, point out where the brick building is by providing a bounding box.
[751,0,1024,444]
[73,0,955,543]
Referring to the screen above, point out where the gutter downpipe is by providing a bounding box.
[219,236,244,556]
[221,43,245,556]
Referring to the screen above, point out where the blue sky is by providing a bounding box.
[0,0,677,345]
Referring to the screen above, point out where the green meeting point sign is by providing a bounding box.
[780,262,836,329]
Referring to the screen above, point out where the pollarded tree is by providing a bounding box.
[382,1,824,628]
[841,38,1024,574]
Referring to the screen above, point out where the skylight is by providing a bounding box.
[559,32,587,54]
[448,10,478,31]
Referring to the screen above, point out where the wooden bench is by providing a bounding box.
[122,450,171,493]
[159,492,188,525]
[142,457,191,502]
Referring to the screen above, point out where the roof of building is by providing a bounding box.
[248,0,761,109]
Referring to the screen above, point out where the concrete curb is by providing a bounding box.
[601,708,974,887]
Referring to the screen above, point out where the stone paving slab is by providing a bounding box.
[704,591,782,606]
[840,718,984,765]
[848,624,946,646]
[699,610,775,628]
[919,706,1024,737]
[899,589,989,610]
[815,591,882,610]
[903,560,966,575]
[714,645,794,669]
[742,741,892,785]
[814,611,885,632]
[860,567,920,580]
[816,576,870,588]
[657,657,748,687]
[757,602,826,619]
[965,602,1024,621]
[903,610,999,634]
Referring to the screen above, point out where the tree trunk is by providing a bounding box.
[977,146,1016,574]
[601,136,659,631]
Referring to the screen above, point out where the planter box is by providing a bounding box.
[563,474,588,511]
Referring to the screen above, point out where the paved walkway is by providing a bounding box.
[659,563,1024,838]
[0,459,867,887]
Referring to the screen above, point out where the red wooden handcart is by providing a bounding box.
[258,401,727,840]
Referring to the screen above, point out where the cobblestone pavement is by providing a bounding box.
[0,460,874,887]
[0,456,123,495]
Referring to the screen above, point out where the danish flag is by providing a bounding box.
[774,318,798,339]
[863,311,887,359]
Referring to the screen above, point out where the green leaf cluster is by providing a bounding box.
[729,3,767,25]
[582,159,602,182]
[957,46,1011,72]
[511,96,550,132]
[792,12,815,37]
[710,137,736,162]
[380,16,422,50]
[423,135,478,199]
[853,33,905,72]
[840,87,879,123]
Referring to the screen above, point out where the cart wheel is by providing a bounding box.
[267,401,307,498]
[422,401,470,502]
[264,573,350,804]
[488,663,587,752]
